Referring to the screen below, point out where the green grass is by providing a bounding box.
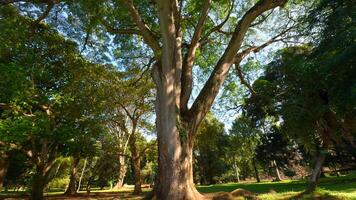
[197,173,356,199]
[1,173,355,199]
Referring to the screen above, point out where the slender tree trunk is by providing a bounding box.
[86,178,91,194]
[77,158,87,192]
[273,160,282,181]
[132,156,141,194]
[233,159,240,183]
[113,155,126,189]
[30,167,47,200]
[305,153,326,193]
[64,156,80,195]
[252,158,260,183]
[0,152,9,190]
[129,135,142,194]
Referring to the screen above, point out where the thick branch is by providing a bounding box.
[180,0,212,113]
[233,26,293,95]
[189,0,287,131]
[124,0,161,56]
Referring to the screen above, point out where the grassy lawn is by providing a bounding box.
[197,173,356,199]
[1,173,355,199]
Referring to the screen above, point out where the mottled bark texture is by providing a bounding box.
[120,0,289,198]
[113,155,126,189]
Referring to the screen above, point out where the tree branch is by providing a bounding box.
[101,20,141,35]
[250,9,274,27]
[124,0,161,57]
[180,0,212,113]
[235,65,256,95]
[199,0,235,47]
[189,0,287,132]
[30,1,55,28]
[233,26,294,96]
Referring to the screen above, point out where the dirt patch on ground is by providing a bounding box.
[1,190,261,200]
[204,188,258,200]
[1,192,146,200]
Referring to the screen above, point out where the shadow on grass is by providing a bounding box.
[285,191,344,200]
[197,181,307,193]
[0,191,149,200]
[197,174,356,199]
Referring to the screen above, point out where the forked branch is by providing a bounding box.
[189,0,288,131]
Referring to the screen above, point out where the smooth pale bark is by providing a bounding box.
[0,152,9,190]
[64,156,80,195]
[273,160,282,181]
[77,158,87,192]
[151,0,288,198]
[233,159,240,183]
[306,153,326,193]
[113,155,126,189]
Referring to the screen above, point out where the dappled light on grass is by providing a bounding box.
[197,174,356,200]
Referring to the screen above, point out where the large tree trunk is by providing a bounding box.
[0,152,9,190]
[305,153,326,193]
[252,158,260,183]
[150,0,287,198]
[30,167,47,200]
[113,155,126,189]
[152,60,204,199]
[64,156,80,195]
[155,135,202,200]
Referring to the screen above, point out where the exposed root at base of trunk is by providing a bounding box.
[146,185,206,200]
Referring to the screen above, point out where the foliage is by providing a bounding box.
[194,113,228,185]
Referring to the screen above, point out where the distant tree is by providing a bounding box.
[104,67,155,194]
[0,7,109,200]
[243,0,356,191]
[194,113,227,185]
[1,0,301,197]
[228,116,262,182]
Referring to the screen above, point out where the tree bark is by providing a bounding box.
[273,160,282,181]
[30,167,47,200]
[129,134,142,194]
[305,153,326,193]
[0,152,9,190]
[233,159,240,183]
[77,158,87,192]
[113,155,126,189]
[151,0,287,198]
[131,156,142,194]
[252,158,260,183]
[152,58,204,199]
[64,156,80,195]
[155,132,202,200]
